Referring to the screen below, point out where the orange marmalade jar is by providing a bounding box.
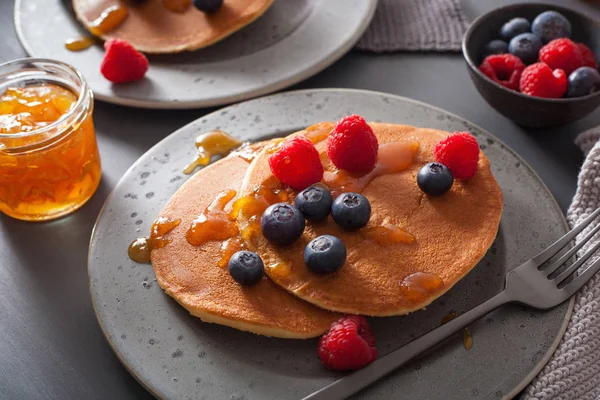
[0,59,101,221]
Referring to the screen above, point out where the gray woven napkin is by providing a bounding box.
[355,0,469,52]
[524,131,600,400]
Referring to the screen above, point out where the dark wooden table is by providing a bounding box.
[2,0,600,398]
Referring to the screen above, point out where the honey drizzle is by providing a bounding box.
[183,130,244,174]
[323,140,420,197]
[89,5,129,36]
[65,37,94,52]
[128,216,181,263]
[399,272,444,303]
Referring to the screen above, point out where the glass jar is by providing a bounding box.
[0,59,101,221]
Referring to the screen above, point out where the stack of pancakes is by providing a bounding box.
[73,0,275,53]
[151,123,503,338]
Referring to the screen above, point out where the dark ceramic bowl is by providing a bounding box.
[463,3,600,128]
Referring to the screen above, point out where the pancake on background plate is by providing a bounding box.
[73,0,275,53]
[239,123,503,316]
[150,153,340,339]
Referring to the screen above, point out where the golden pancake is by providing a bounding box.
[73,0,274,53]
[239,123,503,316]
[150,154,339,338]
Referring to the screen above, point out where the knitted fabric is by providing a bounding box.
[355,0,469,52]
[524,129,600,399]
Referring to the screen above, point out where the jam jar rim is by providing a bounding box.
[0,57,93,141]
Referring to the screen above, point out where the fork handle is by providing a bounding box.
[302,290,512,400]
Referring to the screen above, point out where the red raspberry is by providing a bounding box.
[434,132,480,180]
[479,54,525,91]
[539,38,583,75]
[101,39,149,83]
[327,115,379,173]
[577,43,598,69]
[268,136,323,190]
[318,316,377,371]
[520,63,567,98]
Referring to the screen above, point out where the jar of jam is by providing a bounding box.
[0,59,101,221]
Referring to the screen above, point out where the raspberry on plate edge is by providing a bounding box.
[101,39,149,84]
[318,315,377,371]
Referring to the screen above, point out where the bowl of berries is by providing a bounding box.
[463,3,600,127]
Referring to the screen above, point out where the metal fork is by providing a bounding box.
[303,207,600,400]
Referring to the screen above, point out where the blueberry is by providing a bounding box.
[294,185,333,221]
[532,11,571,44]
[228,251,264,285]
[499,18,531,41]
[566,67,600,98]
[417,162,454,196]
[304,235,347,274]
[331,193,371,230]
[482,40,509,58]
[192,0,223,13]
[508,33,543,65]
[261,203,305,245]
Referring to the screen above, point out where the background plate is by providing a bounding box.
[15,0,376,109]
[89,89,573,399]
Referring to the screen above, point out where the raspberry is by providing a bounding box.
[479,54,525,91]
[101,39,149,83]
[577,43,598,69]
[520,62,567,98]
[327,115,379,173]
[318,316,377,371]
[538,38,583,76]
[268,136,323,190]
[434,132,480,180]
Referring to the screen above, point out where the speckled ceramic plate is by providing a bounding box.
[88,89,573,400]
[14,0,376,109]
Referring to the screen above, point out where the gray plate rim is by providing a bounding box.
[88,88,574,399]
[14,1,378,110]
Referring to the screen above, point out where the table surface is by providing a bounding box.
[2,0,600,399]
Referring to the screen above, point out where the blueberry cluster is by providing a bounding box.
[227,186,373,285]
[484,12,570,61]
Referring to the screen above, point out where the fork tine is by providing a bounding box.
[554,239,600,285]
[532,207,600,265]
[562,249,600,296]
[543,223,600,276]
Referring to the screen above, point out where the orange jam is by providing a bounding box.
[441,312,458,325]
[0,83,101,221]
[399,272,444,302]
[230,181,289,246]
[128,216,181,263]
[183,130,244,174]
[65,37,94,52]
[266,261,292,281]
[323,140,420,197]
[218,237,245,268]
[89,5,129,36]
[186,190,239,246]
[303,122,334,144]
[464,328,473,350]
[363,222,415,244]
[162,0,191,13]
